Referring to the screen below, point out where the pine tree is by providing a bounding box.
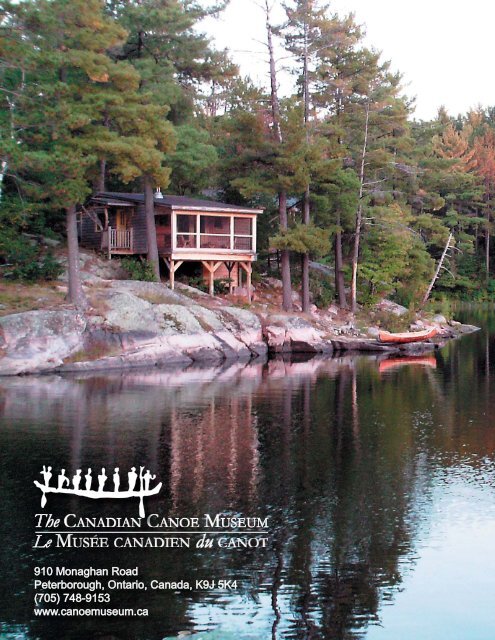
[282,0,332,312]
[433,123,475,171]
[311,12,365,309]
[472,128,495,282]
[106,0,232,279]
[341,66,411,311]
[2,0,135,306]
[1,0,176,299]
[412,114,483,297]
[94,84,175,280]
[164,124,218,195]
[0,1,27,202]
[264,0,292,311]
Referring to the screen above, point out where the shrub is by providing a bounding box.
[426,295,453,319]
[183,275,208,293]
[372,308,415,332]
[310,272,334,309]
[182,275,231,295]
[213,278,231,294]
[121,257,156,282]
[0,232,63,282]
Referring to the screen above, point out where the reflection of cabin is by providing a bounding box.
[169,395,259,509]
[79,192,263,299]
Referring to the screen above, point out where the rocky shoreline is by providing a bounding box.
[0,277,480,377]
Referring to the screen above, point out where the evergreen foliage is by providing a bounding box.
[2,0,495,305]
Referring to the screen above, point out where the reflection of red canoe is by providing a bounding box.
[378,328,437,344]
[379,356,437,373]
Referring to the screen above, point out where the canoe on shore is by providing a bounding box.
[379,327,438,344]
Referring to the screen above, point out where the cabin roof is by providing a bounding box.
[92,192,263,214]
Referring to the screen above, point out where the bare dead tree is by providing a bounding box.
[421,232,454,307]
[350,100,370,313]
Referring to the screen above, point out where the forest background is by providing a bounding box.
[1,0,494,313]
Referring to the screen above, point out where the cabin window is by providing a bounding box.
[155,214,171,249]
[156,215,170,227]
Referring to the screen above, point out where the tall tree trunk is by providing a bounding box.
[335,211,347,308]
[279,190,293,311]
[486,213,490,285]
[66,204,88,309]
[0,160,7,201]
[301,186,310,313]
[265,0,292,311]
[267,3,282,146]
[350,101,370,313]
[144,175,160,281]
[350,201,363,313]
[0,96,12,201]
[97,111,109,193]
[301,14,311,313]
[335,99,348,310]
[97,158,106,193]
[1,92,19,201]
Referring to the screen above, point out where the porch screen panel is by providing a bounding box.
[200,215,230,249]
[234,217,253,250]
[176,214,197,248]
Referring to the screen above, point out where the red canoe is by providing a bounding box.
[378,327,438,344]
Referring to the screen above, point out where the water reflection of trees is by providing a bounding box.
[1,324,494,639]
[257,359,420,640]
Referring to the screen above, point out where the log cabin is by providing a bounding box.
[79,191,263,300]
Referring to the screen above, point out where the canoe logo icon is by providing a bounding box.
[34,466,162,517]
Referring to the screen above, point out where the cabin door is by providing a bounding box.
[116,209,130,231]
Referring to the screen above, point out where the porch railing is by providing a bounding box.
[108,227,133,250]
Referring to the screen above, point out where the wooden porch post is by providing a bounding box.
[169,259,175,290]
[246,263,252,303]
[202,261,223,296]
[208,262,214,296]
[240,261,252,303]
[225,261,235,294]
[196,213,201,249]
[163,257,183,290]
[171,212,177,251]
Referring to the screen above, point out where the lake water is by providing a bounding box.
[1,308,495,640]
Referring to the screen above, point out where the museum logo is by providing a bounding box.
[34,465,162,517]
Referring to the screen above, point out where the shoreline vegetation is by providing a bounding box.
[0,251,480,377]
